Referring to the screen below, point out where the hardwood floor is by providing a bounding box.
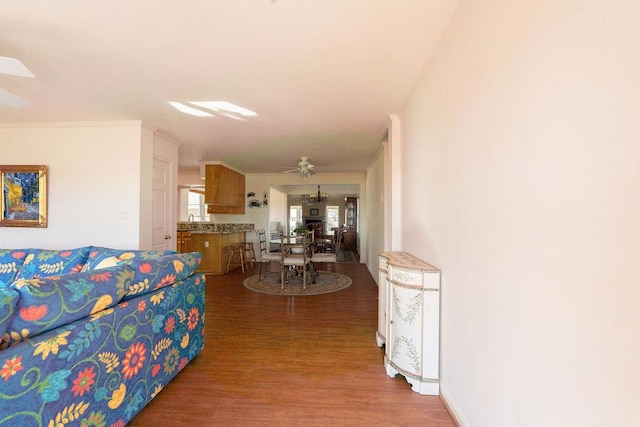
[129,262,456,426]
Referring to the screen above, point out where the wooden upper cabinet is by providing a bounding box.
[204,165,245,214]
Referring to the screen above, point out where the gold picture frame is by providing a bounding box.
[0,165,48,228]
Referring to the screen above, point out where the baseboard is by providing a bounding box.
[440,386,471,427]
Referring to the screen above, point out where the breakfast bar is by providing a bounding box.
[177,222,254,275]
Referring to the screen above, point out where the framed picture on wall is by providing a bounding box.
[0,165,48,228]
[310,208,319,216]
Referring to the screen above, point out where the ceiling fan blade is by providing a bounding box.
[0,88,30,108]
[0,56,35,78]
[282,169,299,173]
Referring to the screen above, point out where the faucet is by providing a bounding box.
[188,214,195,222]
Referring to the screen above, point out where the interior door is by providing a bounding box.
[152,157,173,251]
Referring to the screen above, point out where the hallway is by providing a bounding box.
[129,263,455,426]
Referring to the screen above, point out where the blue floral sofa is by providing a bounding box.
[0,246,205,426]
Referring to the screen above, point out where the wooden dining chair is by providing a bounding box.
[334,228,346,254]
[256,229,281,280]
[280,232,312,291]
[310,231,337,277]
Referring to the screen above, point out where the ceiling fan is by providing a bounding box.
[0,55,35,108]
[281,156,318,178]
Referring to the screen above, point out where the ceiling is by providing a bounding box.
[0,1,458,175]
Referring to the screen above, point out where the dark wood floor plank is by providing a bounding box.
[129,262,456,426]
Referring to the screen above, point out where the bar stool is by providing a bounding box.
[225,244,245,273]
[240,241,256,269]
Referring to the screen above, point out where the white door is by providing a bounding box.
[152,158,173,251]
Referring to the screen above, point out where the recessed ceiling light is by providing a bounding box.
[168,101,214,117]
[219,113,247,122]
[189,101,257,117]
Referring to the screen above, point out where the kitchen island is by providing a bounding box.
[177,222,254,275]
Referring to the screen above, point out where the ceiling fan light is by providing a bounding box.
[298,167,312,178]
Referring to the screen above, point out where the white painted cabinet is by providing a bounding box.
[376,255,389,347]
[378,252,440,395]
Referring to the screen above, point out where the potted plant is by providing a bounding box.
[293,224,309,235]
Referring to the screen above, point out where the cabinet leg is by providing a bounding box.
[385,359,398,378]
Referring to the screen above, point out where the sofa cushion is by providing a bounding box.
[0,249,29,287]
[81,246,176,272]
[14,247,92,281]
[6,265,134,345]
[122,252,202,300]
[0,287,19,341]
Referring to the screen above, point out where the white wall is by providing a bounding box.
[364,147,385,281]
[0,122,149,249]
[401,1,640,425]
[267,186,287,239]
[139,125,154,248]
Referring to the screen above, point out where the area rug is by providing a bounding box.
[243,270,352,296]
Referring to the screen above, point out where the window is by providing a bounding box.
[289,205,302,235]
[326,206,339,230]
[188,191,207,221]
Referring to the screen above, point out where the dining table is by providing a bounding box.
[269,236,332,252]
[268,235,332,289]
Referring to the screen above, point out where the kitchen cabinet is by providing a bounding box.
[377,252,440,395]
[190,231,245,275]
[204,164,245,214]
[176,230,192,253]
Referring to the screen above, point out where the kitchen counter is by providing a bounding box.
[177,222,254,234]
[177,222,254,275]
